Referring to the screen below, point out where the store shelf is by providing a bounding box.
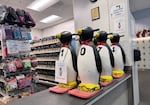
[30,48,60,55]
[0,77,6,84]
[30,37,60,86]
[4,69,33,77]
[30,39,60,48]
[37,58,58,62]
[37,74,55,82]
[38,80,57,86]
[35,66,55,70]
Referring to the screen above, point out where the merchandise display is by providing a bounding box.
[0,5,35,27]
[94,31,114,86]
[68,27,102,99]
[108,34,126,78]
[30,36,61,85]
[0,4,36,100]
[49,31,78,93]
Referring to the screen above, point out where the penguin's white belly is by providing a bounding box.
[111,46,124,70]
[59,47,77,82]
[78,45,99,84]
[97,45,112,75]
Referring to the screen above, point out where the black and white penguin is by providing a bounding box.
[76,27,102,92]
[49,31,78,93]
[95,31,114,86]
[108,33,126,78]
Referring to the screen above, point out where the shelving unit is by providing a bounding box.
[0,25,35,98]
[30,36,60,85]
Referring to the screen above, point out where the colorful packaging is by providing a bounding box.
[14,58,23,69]
[23,58,31,68]
[6,77,18,92]
[8,60,17,72]
[16,75,26,89]
[25,75,32,87]
[31,55,38,68]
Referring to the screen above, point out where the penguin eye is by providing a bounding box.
[108,35,114,39]
[77,29,82,35]
[95,33,100,38]
[56,33,61,39]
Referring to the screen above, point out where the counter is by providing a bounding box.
[6,73,132,105]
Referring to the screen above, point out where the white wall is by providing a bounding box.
[42,19,75,37]
[31,28,42,39]
[73,0,110,32]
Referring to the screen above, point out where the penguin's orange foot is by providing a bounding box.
[68,88,102,99]
[68,83,102,98]
[112,70,125,79]
[100,81,112,87]
[100,75,113,86]
[49,86,70,94]
[49,81,77,94]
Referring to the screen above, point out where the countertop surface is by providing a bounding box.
[6,74,131,105]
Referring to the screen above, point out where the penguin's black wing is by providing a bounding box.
[118,44,126,64]
[105,44,115,67]
[68,45,78,73]
[91,45,102,74]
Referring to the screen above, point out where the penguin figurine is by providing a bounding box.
[49,31,78,93]
[95,31,114,86]
[108,33,126,79]
[68,27,102,99]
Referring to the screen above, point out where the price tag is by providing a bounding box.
[55,60,67,84]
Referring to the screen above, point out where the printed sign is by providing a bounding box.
[113,17,126,33]
[55,60,67,83]
[6,40,19,54]
[110,3,126,17]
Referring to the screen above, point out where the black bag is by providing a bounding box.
[24,11,36,27]
[0,5,8,24]
[16,9,26,26]
[16,9,35,27]
[4,7,20,25]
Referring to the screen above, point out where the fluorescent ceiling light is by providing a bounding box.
[27,0,59,12]
[40,15,62,23]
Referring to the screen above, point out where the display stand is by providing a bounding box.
[6,67,132,105]
[30,37,61,85]
[0,24,35,98]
